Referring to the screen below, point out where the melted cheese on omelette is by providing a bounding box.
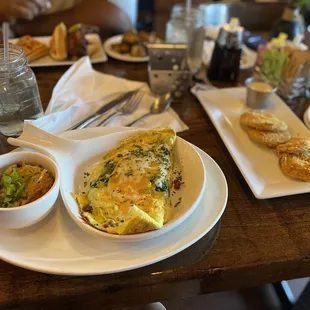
[74,128,176,235]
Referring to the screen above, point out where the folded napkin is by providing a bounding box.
[32,57,188,133]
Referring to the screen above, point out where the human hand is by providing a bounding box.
[0,0,51,21]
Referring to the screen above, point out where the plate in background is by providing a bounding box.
[104,34,149,62]
[10,34,107,67]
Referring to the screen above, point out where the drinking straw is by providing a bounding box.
[183,0,192,71]
[2,22,9,92]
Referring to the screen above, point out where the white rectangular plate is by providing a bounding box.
[197,87,310,199]
[10,34,107,67]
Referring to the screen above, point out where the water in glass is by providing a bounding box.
[0,45,43,137]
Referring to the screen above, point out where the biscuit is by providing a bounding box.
[279,153,310,181]
[276,137,310,155]
[247,128,291,148]
[240,111,288,132]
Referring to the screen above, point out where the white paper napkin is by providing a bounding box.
[31,57,188,133]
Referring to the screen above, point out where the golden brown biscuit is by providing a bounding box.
[111,42,131,54]
[240,111,288,132]
[122,30,139,45]
[279,153,310,181]
[130,44,147,57]
[247,128,291,148]
[138,30,150,42]
[276,137,310,155]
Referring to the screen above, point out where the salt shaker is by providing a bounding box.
[207,18,244,83]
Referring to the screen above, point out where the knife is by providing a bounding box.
[67,89,139,131]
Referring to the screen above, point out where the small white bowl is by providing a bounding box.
[0,151,60,229]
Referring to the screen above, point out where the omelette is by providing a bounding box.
[74,128,176,235]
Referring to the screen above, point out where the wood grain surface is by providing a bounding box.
[0,33,310,309]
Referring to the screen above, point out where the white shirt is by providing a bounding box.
[109,0,138,26]
[46,0,138,26]
[45,0,81,14]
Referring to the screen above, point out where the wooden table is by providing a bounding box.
[1,44,310,310]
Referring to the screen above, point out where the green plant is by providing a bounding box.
[290,0,308,9]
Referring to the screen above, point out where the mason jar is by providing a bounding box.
[0,44,43,137]
[165,5,205,72]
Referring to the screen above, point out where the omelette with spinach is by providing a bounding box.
[74,128,176,235]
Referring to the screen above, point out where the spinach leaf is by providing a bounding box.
[90,161,116,188]
[155,181,168,192]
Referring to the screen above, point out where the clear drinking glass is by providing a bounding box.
[277,61,310,100]
[0,44,43,137]
[165,5,205,73]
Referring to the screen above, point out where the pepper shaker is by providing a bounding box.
[207,18,244,83]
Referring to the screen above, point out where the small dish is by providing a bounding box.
[0,151,60,229]
[245,77,277,109]
[104,35,149,63]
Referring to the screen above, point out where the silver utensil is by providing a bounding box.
[127,92,171,126]
[67,89,141,131]
[98,91,144,126]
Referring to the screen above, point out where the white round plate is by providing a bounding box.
[104,35,149,63]
[0,127,228,275]
[303,110,310,130]
[202,41,257,70]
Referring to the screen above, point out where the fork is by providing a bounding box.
[97,91,144,126]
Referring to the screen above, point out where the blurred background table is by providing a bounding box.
[0,2,310,310]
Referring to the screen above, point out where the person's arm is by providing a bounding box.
[12,0,133,36]
[0,0,51,22]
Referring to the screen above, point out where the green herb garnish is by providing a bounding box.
[0,169,26,208]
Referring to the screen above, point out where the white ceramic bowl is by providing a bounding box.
[0,151,60,229]
[58,132,206,242]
